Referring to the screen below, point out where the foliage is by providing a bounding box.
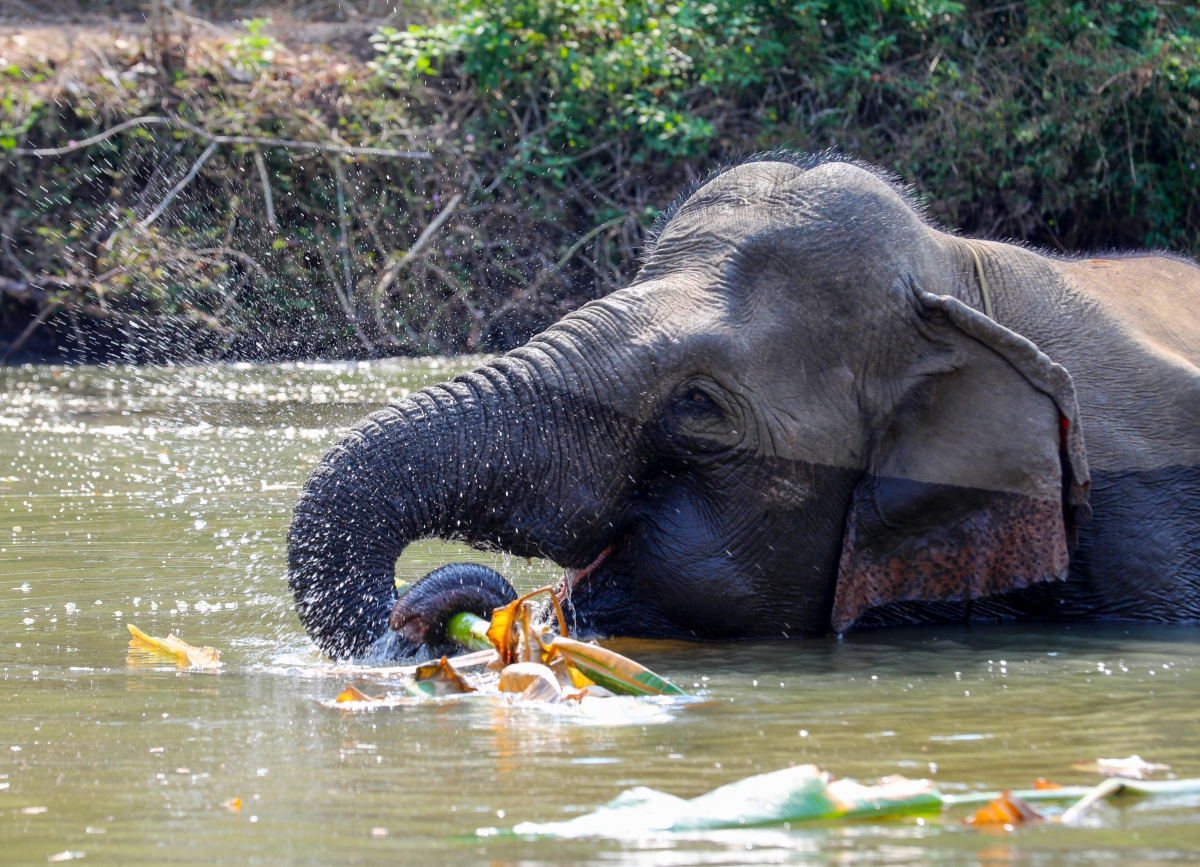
[374,0,1200,252]
[224,18,280,74]
[0,2,1198,362]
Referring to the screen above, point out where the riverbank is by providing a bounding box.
[2,0,1198,363]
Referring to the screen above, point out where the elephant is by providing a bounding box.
[288,153,1200,660]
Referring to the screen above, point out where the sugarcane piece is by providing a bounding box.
[442,582,684,697]
[446,611,494,653]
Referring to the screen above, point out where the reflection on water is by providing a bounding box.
[1,360,1198,865]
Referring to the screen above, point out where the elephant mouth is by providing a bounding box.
[557,542,616,604]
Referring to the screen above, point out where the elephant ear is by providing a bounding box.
[831,282,1091,633]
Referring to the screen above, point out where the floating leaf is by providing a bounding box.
[1071,755,1171,779]
[547,635,685,696]
[223,797,242,813]
[963,791,1043,825]
[127,624,220,669]
[335,684,377,703]
[514,765,941,837]
[410,656,476,697]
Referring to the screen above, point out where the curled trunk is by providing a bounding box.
[287,365,537,659]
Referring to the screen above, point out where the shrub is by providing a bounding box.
[374,0,1200,253]
[1,2,1198,362]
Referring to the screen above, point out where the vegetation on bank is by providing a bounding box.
[1,0,1198,362]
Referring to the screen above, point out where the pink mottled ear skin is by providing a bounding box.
[833,482,1069,633]
[832,290,1080,632]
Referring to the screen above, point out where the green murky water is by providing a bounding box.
[1,360,1198,865]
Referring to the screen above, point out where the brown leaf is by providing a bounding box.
[964,792,1043,826]
[486,599,521,666]
[412,656,476,696]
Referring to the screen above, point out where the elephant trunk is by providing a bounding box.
[287,365,538,659]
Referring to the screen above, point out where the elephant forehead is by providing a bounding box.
[654,160,922,258]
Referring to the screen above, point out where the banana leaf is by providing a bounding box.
[514,766,1200,838]
[442,592,685,697]
[513,765,940,837]
[409,656,476,697]
[547,635,685,697]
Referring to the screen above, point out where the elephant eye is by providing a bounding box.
[679,388,720,416]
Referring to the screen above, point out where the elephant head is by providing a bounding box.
[288,154,1091,660]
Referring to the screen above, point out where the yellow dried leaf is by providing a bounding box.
[223,797,242,813]
[335,684,377,703]
[485,585,570,666]
[486,599,521,666]
[127,624,220,669]
[411,656,476,696]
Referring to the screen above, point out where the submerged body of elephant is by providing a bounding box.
[288,155,1200,660]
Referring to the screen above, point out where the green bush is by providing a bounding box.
[373,0,1200,253]
[1,3,1198,362]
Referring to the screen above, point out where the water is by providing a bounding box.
[1,360,1198,865]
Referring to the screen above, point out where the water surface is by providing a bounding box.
[2,361,1198,864]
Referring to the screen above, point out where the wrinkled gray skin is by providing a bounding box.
[288,156,1200,660]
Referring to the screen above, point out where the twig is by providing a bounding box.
[11,115,431,160]
[315,226,376,357]
[333,160,376,357]
[133,139,186,219]
[372,190,465,336]
[138,141,218,229]
[203,247,269,283]
[1,213,32,283]
[2,301,62,363]
[489,214,627,322]
[252,148,277,232]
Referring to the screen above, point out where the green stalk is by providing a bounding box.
[446,611,494,653]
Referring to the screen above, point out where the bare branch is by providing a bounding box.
[2,301,61,363]
[138,141,218,229]
[373,190,465,336]
[333,160,376,357]
[11,115,432,160]
[252,148,277,232]
[489,214,628,322]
